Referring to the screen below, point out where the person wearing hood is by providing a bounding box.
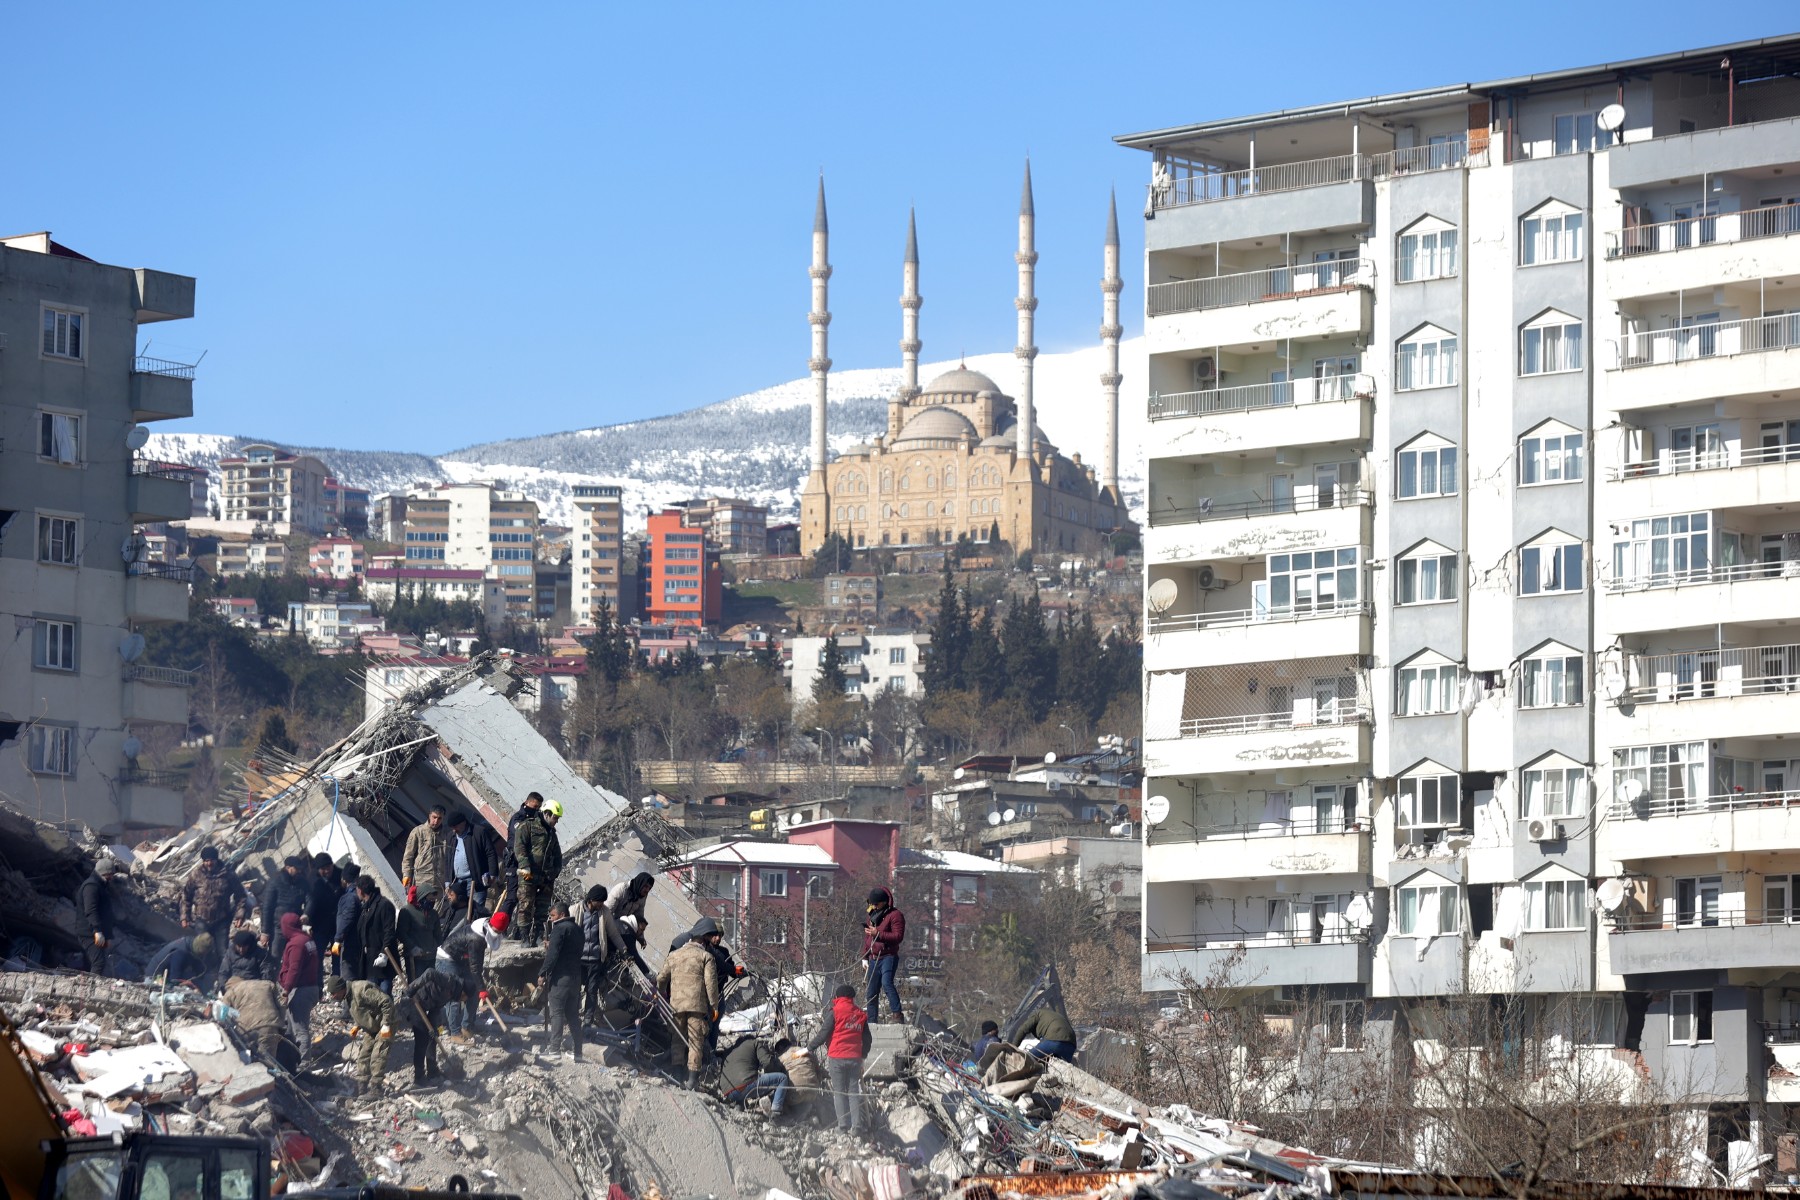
[971,1019,1002,1064]
[143,932,215,987]
[260,856,311,947]
[657,917,721,1088]
[610,872,656,966]
[438,911,506,1043]
[278,911,323,1049]
[579,885,625,1022]
[76,858,125,975]
[351,877,396,988]
[861,887,906,1024]
[218,929,275,986]
[395,886,443,982]
[331,864,363,979]
[181,846,248,948]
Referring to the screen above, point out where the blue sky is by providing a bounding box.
[8,5,1792,452]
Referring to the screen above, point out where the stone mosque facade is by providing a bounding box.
[797,166,1133,558]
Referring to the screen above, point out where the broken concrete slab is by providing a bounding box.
[863,1023,917,1081]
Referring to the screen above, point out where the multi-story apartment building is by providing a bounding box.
[308,537,363,580]
[217,443,331,532]
[1126,35,1800,1131]
[680,495,769,555]
[401,483,538,619]
[643,508,722,627]
[0,231,197,832]
[570,483,624,623]
[215,536,294,577]
[322,477,370,535]
[367,492,407,543]
[788,630,929,707]
[823,572,881,620]
[286,599,381,651]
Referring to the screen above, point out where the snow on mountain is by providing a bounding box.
[146,339,1148,530]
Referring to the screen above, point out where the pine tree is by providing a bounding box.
[1001,587,1056,722]
[583,597,634,690]
[924,564,967,696]
[812,636,850,706]
[963,604,1007,702]
[1058,608,1107,723]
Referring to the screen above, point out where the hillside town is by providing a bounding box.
[8,18,1800,1200]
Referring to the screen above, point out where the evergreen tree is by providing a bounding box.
[812,636,850,706]
[1001,587,1056,722]
[923,565,968,696]
[583,597,635,690]
[963,604,1007,703]
[1057,608,1107,723]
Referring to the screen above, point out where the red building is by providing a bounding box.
[643,509,722,628]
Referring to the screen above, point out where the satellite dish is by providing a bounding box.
[1002,808,1017,823]
[1144,795,1171,826]
[1147,577,1179,615]
[953,767,966,780]
[1596,104,1626,132]
[122,735,143,760]
[1598,665,1627,704]
[1196,496,1214,516]
[1044,751,1057,764]
[1619,777,1647,804]
[125,426,150,451]
[787,812,803,827]
[987,811,1002,827]
[1596,878,1627,913]
[1343,895,1373,928]
[118,633,146,663]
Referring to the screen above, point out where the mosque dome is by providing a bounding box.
[893,406,977,446]
[920,367,1003,397]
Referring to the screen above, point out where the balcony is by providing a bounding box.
[1146,154,1374,252]
[1146,261,1372,352]
[121,664,193,727]
[1608,789,1800,862]
[1611,907,1800,975]
[1146,488,1371,566]
[1607,113,1800,192]
[1606,314,1800,411]
[118,766,186,828]
[1606,203,1800,299]
[1145,816,1370,882]
[1149,599,1370,669]
[1142,929,1370,990]
[1145,706,1372,777]
[129,357,196,422]
[1147,374,1373,460]
[127,460,193,523]
[124,561,193,624]
[132,269,195,323]
[1604,560,1800,634]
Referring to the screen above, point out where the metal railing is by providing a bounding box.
[1147,924,1368,952]
[1149,153,1369,210]
[1609,787,1800,822]
[1612,312,1800,370]
[126,560,195,583]
[1610,439,1800,479]
[1149,486,1372,528]
[1764,1023,1800,1046]
[123,664,196,688]
[129,458,195,481]
[1606,557,1800,594]
[1147,258,1370,317]
[1607,201,1800,259]
[1175,704,1371,740]
[1368,136,1471,176]
[119,766,188,789]
[1612,906,1800,933]
[1623,642,1800,703]
[1147,810,1366,847]
[1149,372,1367,422]
[132,355,197,380]
[1149,598,1369,634]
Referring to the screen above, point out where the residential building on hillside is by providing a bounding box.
[365,656,467,718]
[218,443,331,532]
[287,600,380,650]
[824,572,880,619]
[309,537,363,580]
[215,536,294,577]
[570,483,624,624]
[322,477,369,534]
[368,492,408,542]
[672,841,841,957]
[0,230,197,831]
[1004,834,1142,918]
[788,630,929,707]
[1125,34,1800,1138]
[362,565,507,631]
[643,508,722,627]
[680,496,769,555]
[402,483,539,619]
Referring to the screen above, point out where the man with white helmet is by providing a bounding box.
[515,798,565,943]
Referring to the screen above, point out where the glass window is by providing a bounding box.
[34,619,76,672]
[1396,880,1460,935]
[1396,330,1459,391]
[759,869,787,897]
[952,875,979,904]
[1397,441,1458,499]
[1520,430,1584,484]
[1522,317,1584,375]
[1674,876,1723,928]
[1397,550,1459,605]
[1524,878,1589,930]
[1670,990,1715,1044]
[1613,742,1708,810]
[1521,206,1586,264]
[37,515,79,566]
[1523,764,1585,816]
[27,725,74,777]
[50,1148,125,1200]
[1521,652,1583,707]
[41,307,84,359]
[1254,547,1360,618]
[38,411,83,463]
[1325,999,1364,1049]
[1611,513,1715,586]
[1397,661,1459,715]
[1553,114,1600,156]
[1397,226,1459,283]
[1398,773,1460,827]
[1521,542,1584,595]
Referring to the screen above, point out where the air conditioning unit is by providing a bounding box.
[1526,818,1565,842]
[1196,564,1227,590]
[1192,356,1218,388]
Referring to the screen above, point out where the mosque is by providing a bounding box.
[797,165,1133,558]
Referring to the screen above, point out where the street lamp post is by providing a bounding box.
[1058,722,1077,754]
[813,726,837,795]
[802,872,823,976]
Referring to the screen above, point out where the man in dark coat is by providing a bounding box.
[1017,1006,1078,1062]
[352,877,397,988]
[181,847,248,948]
[720,1036,789,1114]
[260,856,311,946]
[305,854,339,940]
[398,963,459,1088]
[514,800,564,942]
[76,859,124,975]
[143,932,215,987]
[395,889,442,983]
[447,812,497,911]
[218,930,275,985]
[539,899,585,1061]
[498,791,545,920]
[332,864,363,978]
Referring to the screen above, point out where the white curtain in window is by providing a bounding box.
[1144,670,1187,739]
[51,414,78,464]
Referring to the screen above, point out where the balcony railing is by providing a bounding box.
[132,355,198,380]
[1149,598,1369,634]
[129,458,195,482]
[1607,201,1800,259]
[123,664,197,688]
[1149,373,1368,422]
[1611,906,1800,933]
[1147,809,1366,846]
[1147,924,1368,952]
[1174,703,1370,740]
[1150,153,1369,210]
[127,560,196,583]
[1612,313,1800,370]
[1147,258,1370,317]
[1624,642,1800,703]
[1149,486,1372,529]
[119,766,188,789]
[1368,137,1472,176]
[1611,440,1800,480]
[1606,558,1799,594]
[1609,787,1800,822]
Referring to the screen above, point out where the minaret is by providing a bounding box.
[1099,190,1124,502]
[900,209,922,401]
[1014,160,1039,460]
[800,177,833,554]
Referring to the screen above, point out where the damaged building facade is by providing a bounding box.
[1128,33,1800,1148]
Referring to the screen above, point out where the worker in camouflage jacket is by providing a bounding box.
[514,799,564,942]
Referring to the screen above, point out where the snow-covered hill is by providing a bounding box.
[147,340,1149,530]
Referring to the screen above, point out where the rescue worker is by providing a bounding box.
[609,872,656,968]
[397,964,458,1089]
[330,863,363,979]
[657,916,721,1088]
[778,1037,827,1114]
[720,1036,789,1116]
[861,887,906,1024]
[514,798,564,942]
[539,899,584,1061]
[351,876,396,988]
[327,974,395,1097]
[401,805,452,902]
[143,932,215,987]
[305,854,339,943]
[224,974,298,1072]
[810,983,872,1135]
[260,856,310,948]
[278,912,322,1050]
[579,885,624,1022]
[447,811,497,912]
[438,911,506,1044]
[1016,1006,1079,1062]
[181,846,248,948]
[498,791,545,922]
[395,885,443,983]
[218,929,274,985]
[76,858,124,975]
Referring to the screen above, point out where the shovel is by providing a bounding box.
[390,941,464,1082]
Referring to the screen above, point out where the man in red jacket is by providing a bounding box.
[808,983,871,1134]
[860,888,905,1025]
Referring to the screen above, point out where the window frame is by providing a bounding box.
[37,408,85,466]
[952,874,980,905]
[40,304,86,362]
[1520,650,1584,708]
[1520,203,1586,265]
[1396,220,1460,284]
[1398,771,1461,829]
[1397,656,1460,717]
[1395,327,1460,392]
[1396,437,1459,500]
[1397,545,1460,606]
[758,868,788,898]
[1523,876,1590,931]
[1519,426,1585,486]
[1522,761,1587,817]
[1395,878,1461,936]
[1670,989,1715,1045]
[32,617,77,673]
[1324,999,1365,1050]
[1521,313,1585,376]
[27,723,76,777]
[36,514,80,567]
[1520,538,1584,596]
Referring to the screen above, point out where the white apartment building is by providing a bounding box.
[0,232,197,832]
[308,536,363,580]
[215,537,293,577]
[402,483,539,618]
[1126,34,1800,1134]
[217,443,331,533]
[286,600,381,650]
[362,566,508,632]
[788,631,929,709]
[571,483,624,624]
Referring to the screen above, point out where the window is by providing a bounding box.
[1398,771,1460,828]
[37,411,82,464]
[1523,877,1589,930]
[1325,999,1365,1050]
[952,875,979,905]
[41,306,84,359]
[1396,879,1460,935]
[28,724,74,777]
[33,619,76,672]
[1611,513,1715,586]
[1397,658,1459,716]
[1765,875,1800,923]
[1521,313,1584,375]
[1553,114,1600,157]
[36,515,79,566]
[1397,546,1459,605]
[1674,875,1723,927]
[1521,650,1584,708]
[1521,204,1585,264]
[1670,990,1714,1044]
[1254,548,1360,617]
[1395,327,1459,391]
[1573,996,1625,1048]
[1397,438,1458,499]
[1522,761,1586,817]
[1520,539,1583,595]
[808,874,832,899]
[1397,221,1459,283]
[889,647,906,664]
[1613,742,1707,809]
[761,923,788,945]
[1520,427,1584,484]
